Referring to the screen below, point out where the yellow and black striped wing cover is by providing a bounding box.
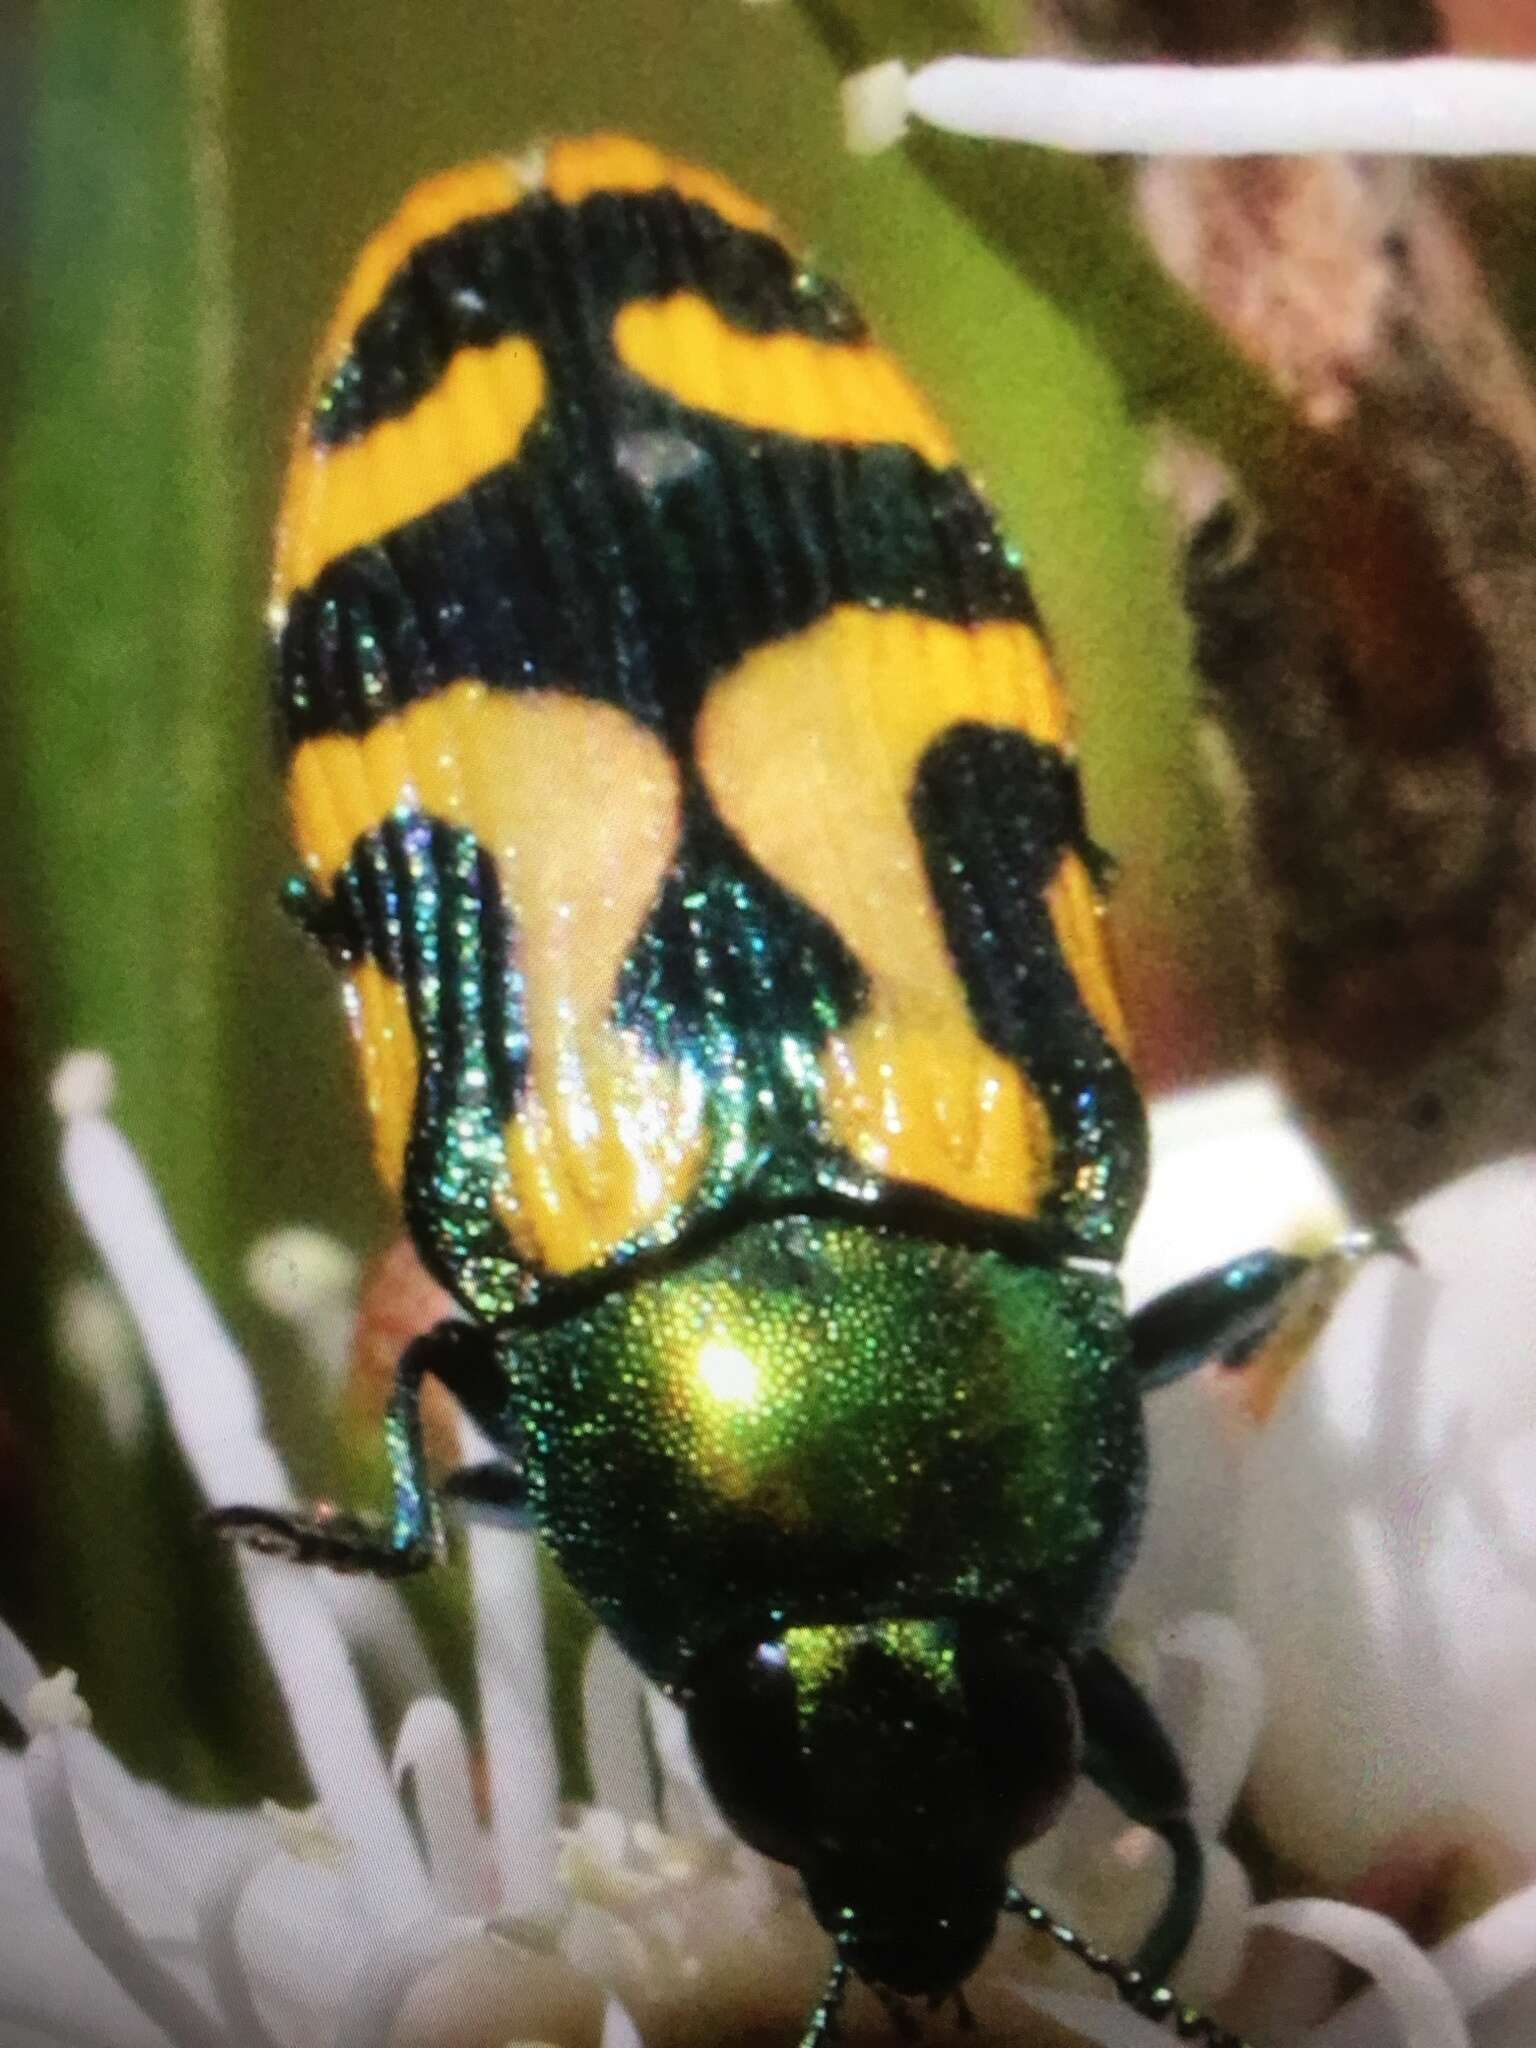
[274,134,1147,1321]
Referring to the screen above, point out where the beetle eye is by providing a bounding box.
[958,1626,1083,1848]
[685,1640,813,1868]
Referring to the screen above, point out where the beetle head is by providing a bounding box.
[685,1616,1081,1999]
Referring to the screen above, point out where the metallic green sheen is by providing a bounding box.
[506,1217,1145,1690]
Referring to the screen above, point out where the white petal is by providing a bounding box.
[1120,1372,1248,1629]
[0,1999,122,2048]
[1117,1084,1344,1634]
[1152,1615,1265,1839]
[1005,1982,1178,2045]
[1326,1876,1536,2044]
[333,1912,472,2048]
[227,1854,368,2038]
[1236,1156,1536,1881]
[392,1927,602,2047]
[1252,1898,1468,2048]
[1126,1078,1345,1308]
[1172,1841,1252,2001]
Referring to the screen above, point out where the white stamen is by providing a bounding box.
[245,1225,359,1326]
[584,1631,656,1827]
[0,1617,42,1721]
[56,1276,148,1449]
[858,54,1536,158]
[25,1668,93,1734]
[393,1696,495,1914]
[602,1999,645,2048]
[23,1733,226,2048]
[49,1050,116,1121]
[639,1681,728,1842]
[246,1223,360,1391]
[843,58,911,155]
[262,1798,351,1871]
[55,1094,430,1928]
[462,1418,563,1916]
[1252,1897,1471,2048]
[195,1847,286,2048]
[1432,1875,1536,2020]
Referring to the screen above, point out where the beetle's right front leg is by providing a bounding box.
[209,1318,525,1575]
[1130,1225,1408,1393]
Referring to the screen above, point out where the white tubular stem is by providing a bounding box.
[903,55,1536,156]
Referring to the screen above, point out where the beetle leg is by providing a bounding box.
[1004,1883,1249,2047]
[441,1459,531,1523]
[1070,1646,1201,1984]
[1129,1222,1408,1392]
[798,1951,850,2048]
[209,1319,512,1575]
[876,1986,919,2038]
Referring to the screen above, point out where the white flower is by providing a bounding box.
[1123,1089,1536,2048]
[1234,1156,1536,1981]
[12,1057,1536,2047]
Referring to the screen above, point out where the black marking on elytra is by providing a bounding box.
[277,170,1039,757]
[315,189,865,447]
[321,812,525,1126]
[282,870,364,965]
[316,813,530,1315]
[276,416,1036,754]
[911,725,1147,1257]
[614,777,868,1189]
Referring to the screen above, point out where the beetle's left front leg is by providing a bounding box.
[210,1318,523,1574]
[1071,1646,1202,1984]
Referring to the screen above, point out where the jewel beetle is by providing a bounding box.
[217,133,1330,2046]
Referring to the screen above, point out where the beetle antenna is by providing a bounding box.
[1004,1886,1251,2048]
[799,1950,851,2048]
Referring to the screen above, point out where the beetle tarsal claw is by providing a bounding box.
[204,1504,433,1576]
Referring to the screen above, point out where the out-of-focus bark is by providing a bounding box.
[1043,0,1536,1213]
[1437,0,1536,52]
[347,1236,460,1465]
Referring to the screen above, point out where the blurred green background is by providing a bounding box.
[1,0,1265,1797]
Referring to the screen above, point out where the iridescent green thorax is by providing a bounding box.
[507,1218,1144,1689]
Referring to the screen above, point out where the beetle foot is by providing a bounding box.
[205,1503,437,1576]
